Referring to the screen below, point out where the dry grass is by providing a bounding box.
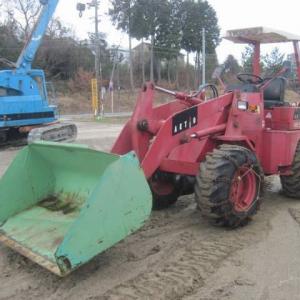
[285,89,300,103]
[58,94,91,114]
[57,88,178,114]
[56,87,300,115]
[57,90,139,114]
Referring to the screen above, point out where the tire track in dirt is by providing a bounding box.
[0,202,199,300]
[94,214,271,300]
[288,207,300,224]
[0,160,276,300]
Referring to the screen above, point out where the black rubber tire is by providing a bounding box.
[195,144,263,228]
[152,189,180,210]
[149,175,181,210]
[280,143,300,198]
[0,130,7,145]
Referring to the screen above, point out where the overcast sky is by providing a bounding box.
[55,0,300,63]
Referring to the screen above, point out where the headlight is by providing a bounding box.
[237,101,248,111]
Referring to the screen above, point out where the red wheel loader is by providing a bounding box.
[1,27,300,276]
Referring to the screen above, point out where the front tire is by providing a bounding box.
[195,144,263,227]
[281,143,300,197]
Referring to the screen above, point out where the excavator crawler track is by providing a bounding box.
[28,123,77,144]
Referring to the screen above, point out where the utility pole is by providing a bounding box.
[110,47,120,114]
[93,1,102,95]
[202,28,206,85]
[77,1,103,116]
[141,39,145,83]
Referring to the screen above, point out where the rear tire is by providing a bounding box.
[280,143,300,197]
[195,144,263,228]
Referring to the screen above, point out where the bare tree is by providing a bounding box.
[2,0,41,40]
[47,18,73,39]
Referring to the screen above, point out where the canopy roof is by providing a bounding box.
[224,27,300,44]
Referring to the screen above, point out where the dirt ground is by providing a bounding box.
[1,121,300,300]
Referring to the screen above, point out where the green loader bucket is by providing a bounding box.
[0,142,152,276]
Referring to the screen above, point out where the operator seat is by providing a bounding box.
[225,83,259,93]
[263,77,286,109]
[225,77,287,109]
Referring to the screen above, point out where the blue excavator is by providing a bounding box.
[0,0,77,145]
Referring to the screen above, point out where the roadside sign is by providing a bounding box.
[91,78,98,116]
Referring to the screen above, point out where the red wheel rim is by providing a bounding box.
[230,165,257,212]
[150,180,174,196]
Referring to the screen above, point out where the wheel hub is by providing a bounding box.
[150,180,174,196]
[230,165,257,212]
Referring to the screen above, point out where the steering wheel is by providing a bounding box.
[237,73,264,84]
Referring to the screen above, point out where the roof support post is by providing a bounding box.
[252,42,261,76]
[293,41,300,83]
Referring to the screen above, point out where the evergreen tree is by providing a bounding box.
[241,45,268,75]
[241,45,254,73]
[262,47,285,76]
[181,0,220,86]
[223,54,241,82]
[155,0,182,84]
[109,0,136,89]
[131,0,170,82]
